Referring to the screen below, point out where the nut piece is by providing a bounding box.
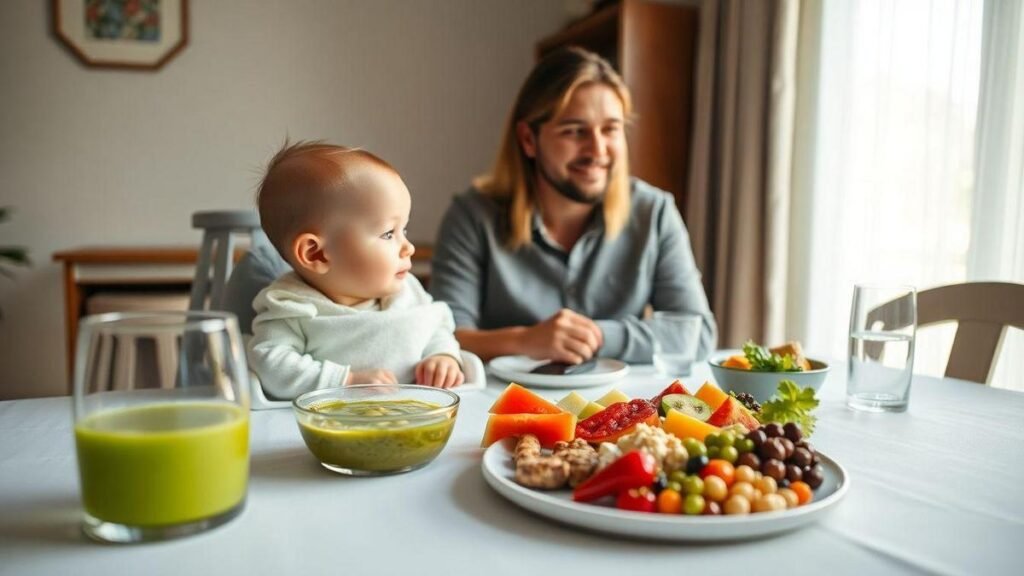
[514,435,570,489]
[553,439,599,487]
[515,455,570,489]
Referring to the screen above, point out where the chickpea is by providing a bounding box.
[734,465,757,484]
[724,495,751,515]
[703,475,728,503]
[755,476,778,495]
[729,481,756,502]
[777,488,799,509]
[752,493,788,513]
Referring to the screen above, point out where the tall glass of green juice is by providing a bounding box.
[72,312,251,543]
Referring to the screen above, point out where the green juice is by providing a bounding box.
[74,402,249,527]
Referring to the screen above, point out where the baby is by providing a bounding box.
[247,141,464,399]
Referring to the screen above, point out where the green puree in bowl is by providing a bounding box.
[298,399,455,472]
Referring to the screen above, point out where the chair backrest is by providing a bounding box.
[870,282,1024,384]
[189,211,261,312]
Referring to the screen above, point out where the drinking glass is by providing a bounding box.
[847,285,916,412]
[72,311,251,543]
[650,312,703,377]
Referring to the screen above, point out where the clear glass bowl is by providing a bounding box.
[293,385,459,476]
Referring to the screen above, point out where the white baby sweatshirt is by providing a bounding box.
[247,272,461,400]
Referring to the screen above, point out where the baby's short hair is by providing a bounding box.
[256,140,396,263]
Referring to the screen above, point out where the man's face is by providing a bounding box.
[522,83,626,204]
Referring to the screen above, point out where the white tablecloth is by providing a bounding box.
[1,363,1022,576]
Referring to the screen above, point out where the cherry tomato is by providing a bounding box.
[617,487,657,513]
[790,481,813,505]
[699,459,736,487]
[575,399,660,444]
[656,488,682,514]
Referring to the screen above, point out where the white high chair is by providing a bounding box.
[188,210,486,410]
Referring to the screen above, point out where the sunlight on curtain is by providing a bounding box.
[970,0,1024,390]
[798,1,986,382]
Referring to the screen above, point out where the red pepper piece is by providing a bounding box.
[572,450,657,502]
[616,486,657,513]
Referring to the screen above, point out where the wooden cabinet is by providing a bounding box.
[537,0,699,219]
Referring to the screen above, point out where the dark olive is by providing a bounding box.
[762,458,786,481]
[703,501,723,516]
[783,422,803,442]
[759,437,786,461]
[792,447,813,468]
[779,438,795,459]
[653,473,668,493]
[805,464,825,489]
[786,464,803,483]
[686,455,710,475]
[747,428,768,448]
[764,423,784,438]
[737,452,761,470]
[777,478,790,489]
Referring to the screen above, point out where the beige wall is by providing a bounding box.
[0,0,566,399]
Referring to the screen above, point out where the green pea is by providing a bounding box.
[704,434,720,448]
[682,475,704,495]
[719,445,739,464]
[683,438,707,458]
[667,481,684,493]
[684,494,706,515]
[707,446,721,459]
[718,431,736,448]
[736,438,756,454]
[668,470,688,485]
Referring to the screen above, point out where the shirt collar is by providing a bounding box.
[531,205,606,252]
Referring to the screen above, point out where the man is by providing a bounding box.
[429,47,716,364]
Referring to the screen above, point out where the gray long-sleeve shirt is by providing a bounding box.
[429,178,717,363]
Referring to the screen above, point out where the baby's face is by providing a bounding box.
[321,166,414,303]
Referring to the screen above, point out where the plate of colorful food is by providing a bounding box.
[487,356,630,389]
[479,381,848,541]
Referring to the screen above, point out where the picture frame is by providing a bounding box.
[53,0,189,71]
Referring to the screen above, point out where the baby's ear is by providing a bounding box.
[291,233,330,275]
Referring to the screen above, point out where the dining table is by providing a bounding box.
[1,359,1021,576]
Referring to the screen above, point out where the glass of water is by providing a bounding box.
[651,312,703,377]
[847,285,916,412]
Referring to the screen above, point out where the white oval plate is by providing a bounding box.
[487,356,630,389]
[481,440,849,542]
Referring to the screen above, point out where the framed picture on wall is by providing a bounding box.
[53,0,188,71]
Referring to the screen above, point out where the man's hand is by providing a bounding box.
[520,308,604,364]
[346,369,398,385]
[415,355,465,389]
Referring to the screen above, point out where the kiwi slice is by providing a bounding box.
[661,394,712,421]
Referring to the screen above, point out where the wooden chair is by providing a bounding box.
[870,282,1024,384]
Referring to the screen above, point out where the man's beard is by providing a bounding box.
[536,156,610,206]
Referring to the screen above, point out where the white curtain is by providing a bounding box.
[787,0,1024,390]
[970,0,1024,389]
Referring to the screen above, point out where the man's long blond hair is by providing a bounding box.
[474,47,633,249]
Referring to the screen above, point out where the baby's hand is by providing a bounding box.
[346,369,397,385]
[415,355,464,389]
